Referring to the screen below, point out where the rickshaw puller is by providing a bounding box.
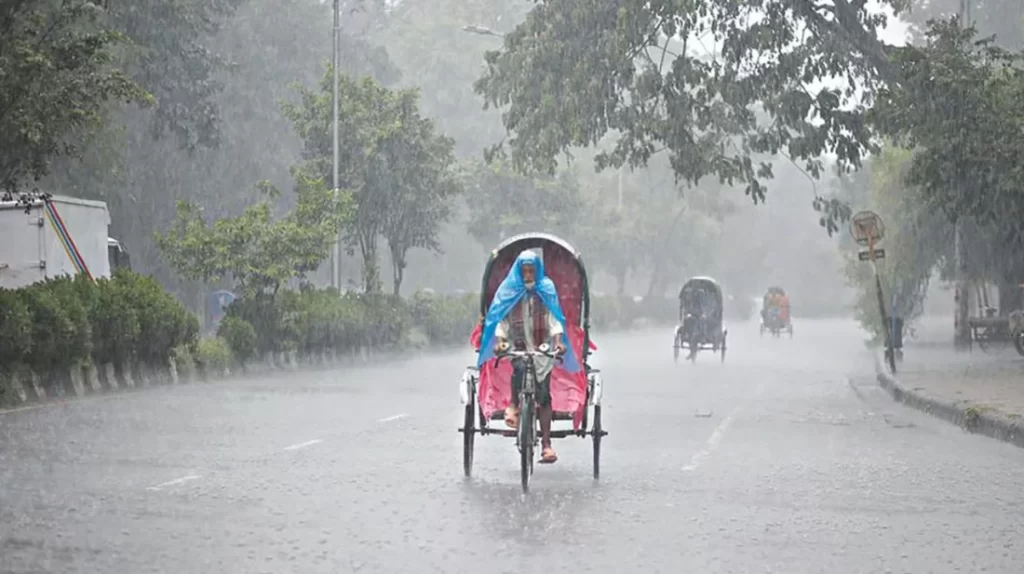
[487,253,566,464]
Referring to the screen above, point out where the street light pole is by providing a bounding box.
[331,0,342,290]
[617,166,623,210]
[953,0,972,350]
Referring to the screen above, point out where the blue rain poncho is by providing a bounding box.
[476,250,580,373]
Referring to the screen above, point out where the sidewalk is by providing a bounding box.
[875,316,1024,448]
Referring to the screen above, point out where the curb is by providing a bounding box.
[873,354,1024,450]
[0,345,443,415]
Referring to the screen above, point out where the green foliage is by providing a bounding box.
[900,0,1024,51]
[155,176,353,297]
[83,277,141,365]
[114,270,198,366]
[106,0,246,150]
[0,271,194,373]
[0,0,149,195]
[872,20,1024,236]
[0,289,32,366]
[284,69,461,293]
[590,296,677,330]
[220,289,413,359]
[461,160,587,247]
[195,336,235,374]
[373,0,529,157]
[216,316,257,364]
[473,0,903,233]
[842,147,950,340]
[409,291,478,346]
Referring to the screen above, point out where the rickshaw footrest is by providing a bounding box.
[469,428,607,439]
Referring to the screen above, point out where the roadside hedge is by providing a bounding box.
[214,288,679,365]
[0,278,682,406]
[0,271,198,377]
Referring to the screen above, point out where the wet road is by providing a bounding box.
[3,318,1024,573]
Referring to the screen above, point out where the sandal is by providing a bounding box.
[539,446,558,464]
[504,406,520,429]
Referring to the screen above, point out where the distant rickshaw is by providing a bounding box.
[673,276,728,363]
[760,286,793,338]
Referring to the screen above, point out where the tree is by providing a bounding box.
[105,0,246,150]
[372,0,532,158]
[460,159,587,247]
[841,146,950,340]
[380,122,462,295]
[901,0,1024,50]
[0,0,148,196]
[872,20,1024,237]
[285,69,461,294]
[40,0,399,296]
[472,0,906,232]
[155,175,353,297]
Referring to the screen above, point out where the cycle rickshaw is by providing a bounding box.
[673,276,728,363]
[459,233,607,493]
[760,286,793,338]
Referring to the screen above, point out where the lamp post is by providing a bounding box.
[331,0,342,290]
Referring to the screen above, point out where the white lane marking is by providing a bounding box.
[146,475,201,491]
[378,413,408,423]
[683,409,738,472]
[282,439,323,451]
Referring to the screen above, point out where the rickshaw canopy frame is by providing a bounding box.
[677,276,724,322]
[478,232,591,362]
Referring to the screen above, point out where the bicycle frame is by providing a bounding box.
[494,347,559,453]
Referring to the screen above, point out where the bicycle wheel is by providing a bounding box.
[592,405,603,480]
[462,394,475,478]
[519,400,535,494]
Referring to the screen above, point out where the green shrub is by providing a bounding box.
[19,278,90,373]
[195,336,234,374]
[113,270,196,366]
[170,344,194,373]
[87,277,140,365]
[218,316,258,363]
[225,295,284,355]
[0,289,32,366]
[411,291,477,346]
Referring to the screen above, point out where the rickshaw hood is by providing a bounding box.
[476,250,580,372]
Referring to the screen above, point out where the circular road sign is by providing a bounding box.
[849,210,885,247]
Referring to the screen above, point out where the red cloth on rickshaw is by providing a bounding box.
[469,322,594,430]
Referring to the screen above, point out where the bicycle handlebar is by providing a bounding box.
[492,343,563,367]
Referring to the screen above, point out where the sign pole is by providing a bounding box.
[870,236,896,373]
[851,211,896,374]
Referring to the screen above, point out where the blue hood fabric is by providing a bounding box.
[476,250,580,373]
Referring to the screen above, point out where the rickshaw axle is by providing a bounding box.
[458,427,606,439]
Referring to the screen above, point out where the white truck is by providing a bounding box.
[0,195,131,289]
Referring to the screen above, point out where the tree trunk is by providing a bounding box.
[953,217,971,349]
[646,262,662,299]
[359,232,381,294]
[614,268,627,297]
[998,278,1020,315]
[391,253,405,297]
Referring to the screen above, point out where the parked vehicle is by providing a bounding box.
[0,195,129,289]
